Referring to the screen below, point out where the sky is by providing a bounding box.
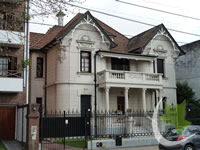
[30,0,200,46]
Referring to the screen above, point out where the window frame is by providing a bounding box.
[80,51,91,73]
[36,57,43,78]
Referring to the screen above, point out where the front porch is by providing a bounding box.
[98,87,164,113]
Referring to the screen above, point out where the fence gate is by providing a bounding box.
[40,110,91,150]
[16,105,28,144]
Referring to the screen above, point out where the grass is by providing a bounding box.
[0,141,7,150]
[54,139,86,148]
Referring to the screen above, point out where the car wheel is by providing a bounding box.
[184,144,195,150]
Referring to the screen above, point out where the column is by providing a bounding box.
[156,90,159,109]
[154,59,157,73]
[152,90,155,110]
[159,89,163,110]
[124,87,129,112]
[142,88,147,112]
[105,87,110,112]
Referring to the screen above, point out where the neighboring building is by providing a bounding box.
[176,40,200,99]
[30,11,184,116]
[0,0,26,140]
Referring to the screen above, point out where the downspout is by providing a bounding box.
[44,52,47,116]
[94,50,100,137]
[25,0,30,104]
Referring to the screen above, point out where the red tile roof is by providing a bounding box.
[30,12,128,53]
[30,32,44,49]
[30,12,182,55]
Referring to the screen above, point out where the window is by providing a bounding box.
[0,57,9,76]
[112,58,129,71]
[80,51,91,73]
[117,96,125,113]
[36,97,42,104]
[157,59,164,77]
[36,57,43,77]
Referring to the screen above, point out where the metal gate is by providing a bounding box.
[40,110,91,150]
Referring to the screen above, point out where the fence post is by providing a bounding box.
[27,104,40,150]
[64,111,66,150]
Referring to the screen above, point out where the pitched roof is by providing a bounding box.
[31,26,63,49]
[56,11,117,48]
[95,19,129,53]
[30,32,44,49]
[128,24,185,55]
[128,25,159,53]
[30,11,183,55]
[30,11,128,52]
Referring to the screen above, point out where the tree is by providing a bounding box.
[0,0,86,68]
[176,81,200,125]
[30,0,86,18]
[176,81,196,104]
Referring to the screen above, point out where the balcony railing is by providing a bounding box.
[0,70,22,78]
[97,70,163,87]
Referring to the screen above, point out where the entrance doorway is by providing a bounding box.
[117,96,125,113]
[81,95,91,117]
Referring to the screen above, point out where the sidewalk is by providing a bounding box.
[114,146,158,150]
[99,146,158,150]
[2,141,24,150]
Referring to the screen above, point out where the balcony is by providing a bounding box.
[97,70,163,89]
[0,70,23,92]
[0,30,24,47]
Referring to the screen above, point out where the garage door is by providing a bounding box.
[0,107,16,140]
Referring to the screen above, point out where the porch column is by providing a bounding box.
[154,59,157,73]
[156,90,159,109]
[152,90,155,110]
[142,88,147,112]
[124,87,129,112]
[159,89,163,110]
[105,87,110,112]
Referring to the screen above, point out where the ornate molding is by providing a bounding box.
[58,38,72,63]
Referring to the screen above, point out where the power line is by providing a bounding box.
[62,2,200,37]
[29,21,187,44]
[115,0,200,21]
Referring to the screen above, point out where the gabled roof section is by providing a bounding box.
[128,24,185,55]
[56,11,117,48]
[30,32,44,50]
[95,19,129,53]
[32,26,63,49]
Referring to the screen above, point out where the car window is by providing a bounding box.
[182,126,200,136]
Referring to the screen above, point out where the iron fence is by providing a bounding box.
[40,110,165,150]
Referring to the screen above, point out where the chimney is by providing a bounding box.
[56,10,65,26]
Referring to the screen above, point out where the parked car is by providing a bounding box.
[159,125,200,150]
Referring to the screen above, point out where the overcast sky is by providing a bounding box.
[30,0,200,45]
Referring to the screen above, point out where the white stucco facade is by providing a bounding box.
[43,14,180,113]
